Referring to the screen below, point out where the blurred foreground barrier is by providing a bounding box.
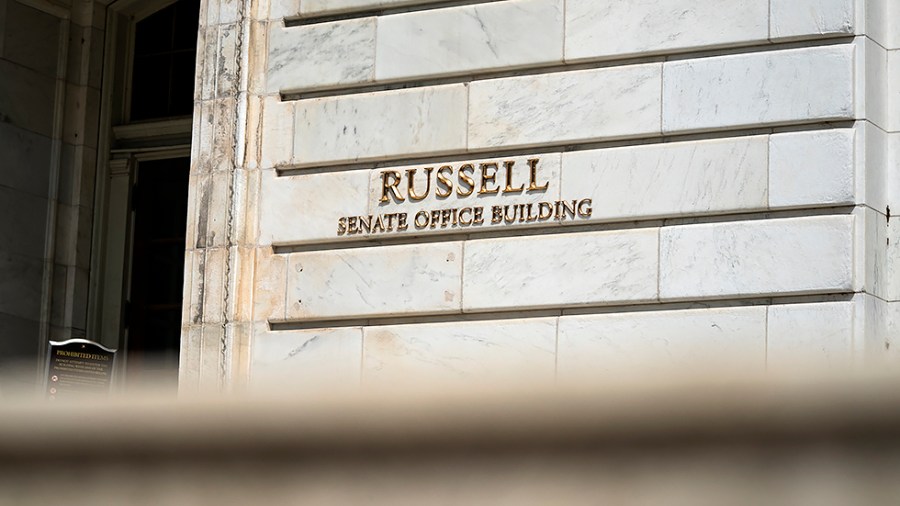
[2,375,900,505]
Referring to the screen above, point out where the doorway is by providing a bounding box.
[91,0,200,389]
[125,157,190,383]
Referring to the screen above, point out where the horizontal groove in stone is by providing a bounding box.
[270,206,857,254]
[284,0,505,26]
[278,36,855,101]
[274,120,856,176]
[267,293,857,331]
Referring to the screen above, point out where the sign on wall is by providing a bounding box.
[45,339,117,400]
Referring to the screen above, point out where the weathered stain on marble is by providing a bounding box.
[250,324,363,390]
[267,17,375,93]
[293,84,468,167]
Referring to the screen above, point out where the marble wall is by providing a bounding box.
[181,0,900,391]
[0,0,104,387]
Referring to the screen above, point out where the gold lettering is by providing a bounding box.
[414,211,429,229]
[479,162,500,195]
[380,170,404,203]
[407,168,433,201]
[440,209,452,228]
[457,164,476,197]
[397,213,409,231]
[491,205,503,224]
[372,215,386,233]
[358,215,372,234]
[527,158,549,192]
[435,166,454,198]
[337,217,348,235]
[560,200,577,221]
[430,209,441,228]
[503,161,524,193]
[538,202,554,220]
[577,199,593,218]
[473,207,484,225]
[459,208,473,226]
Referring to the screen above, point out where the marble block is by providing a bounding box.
[375,0,564,81]
[267,18,376,93]
[860,38,889,132]
[253,248,287,321]
[285,242,463,320]
[659,216,855,300]
[560,136,768,222]
[889,50,900,132]
[768,129,856,208]
[557,307,767,380]
[258,169,371,245]
[858,122,889,214]
[0,60,56,137]
[362,318,557,384]
[0,123,51,198]
[565,0,768,62]
[468,64,662,150]
[259,96,294,168]
[662,45,855,133]
[294,84,468,167]
[770,0,854,41]
[250,325,363,389]
[767,302,854,370]
[462,229,659,312]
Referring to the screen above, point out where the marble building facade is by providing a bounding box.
[1,0,899,392]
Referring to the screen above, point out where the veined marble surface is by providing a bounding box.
[660,215,855,300]
[565,0,768,62]
[259,168,370,246]
[462,229,659,312]
[294,84,468,166]
[256,129,861,246]
[561,136,769,221]
[767,302,854,370]
[769,0,854,40]
[363,318,557,383]
[285,242,463,320]
[260,96,294,169]
[557,307,767,380]
[250,324,363,390]
[375,0,563,81]
[267,18,376,93]
[663,45,855,132]
[468,64,662,150]
[769,129,856,208]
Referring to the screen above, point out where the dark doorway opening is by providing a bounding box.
[118,0,201,388]
[126,157,190,385]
